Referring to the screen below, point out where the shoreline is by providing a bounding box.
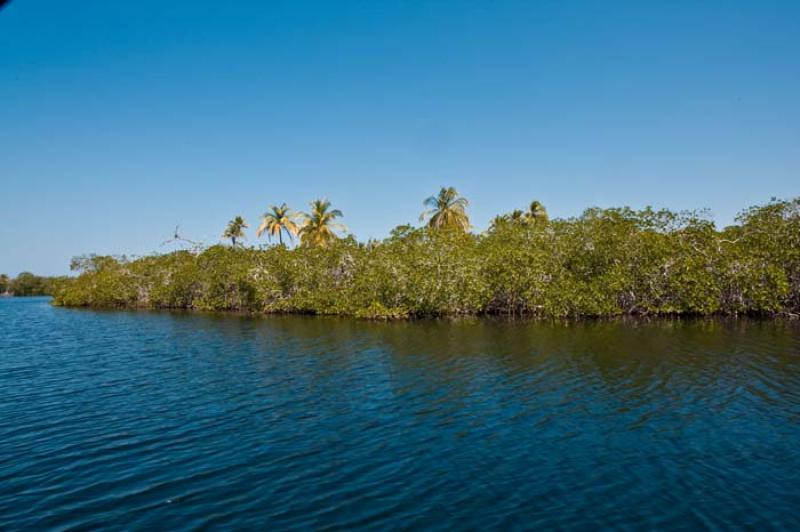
[50,299,800,322]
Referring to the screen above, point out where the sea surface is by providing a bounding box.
[2,297,799,530]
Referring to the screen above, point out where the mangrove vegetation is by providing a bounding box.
[1,272,65,297]
[52,190,800,319]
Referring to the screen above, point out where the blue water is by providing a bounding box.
[2,297,800,530]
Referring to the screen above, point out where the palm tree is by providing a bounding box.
[298,199,347,247]
[420,186,470,231]
[257,204,299,246]
[489,209,524,231]
[223,216,248,246]
[526,200,548,225]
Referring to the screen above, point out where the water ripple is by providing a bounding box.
[1,299,799,529]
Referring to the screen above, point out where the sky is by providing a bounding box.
[1,0,798,276]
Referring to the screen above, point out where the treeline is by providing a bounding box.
[52,193,800,319]
[0,272,65,297]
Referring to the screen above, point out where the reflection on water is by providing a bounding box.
[1,298,799,529]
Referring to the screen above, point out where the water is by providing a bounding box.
[1,297,799,530]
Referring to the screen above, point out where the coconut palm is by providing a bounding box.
[419,186,470,231]
[526,200,548,225]
[257,204,299,246]
[489,209,526,231]
[298,199,347,247]
[222,216,248,246]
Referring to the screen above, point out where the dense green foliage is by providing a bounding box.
[1,272,66,296]
[52,198,800,319]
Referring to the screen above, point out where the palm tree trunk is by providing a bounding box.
[279,231,283,246]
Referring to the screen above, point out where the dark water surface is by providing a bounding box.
[2,297,800,530]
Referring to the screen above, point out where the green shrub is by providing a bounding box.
[52,198,800,319]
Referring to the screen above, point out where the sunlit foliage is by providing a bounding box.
[298,199,347,248]
[53,198,800,319]
[257,204,299,246]
[420,187,470,231]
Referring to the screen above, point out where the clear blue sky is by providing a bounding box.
[1,0,798,276]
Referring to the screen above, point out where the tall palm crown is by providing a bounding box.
[257,204,299,245]
[526,200,549,225]
[222,216,248,246]
[298,199,346,247]
[420,186,470,231]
